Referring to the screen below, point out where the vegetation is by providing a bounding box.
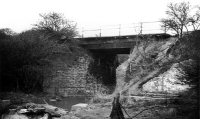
[111,3,200,117]
[160,2,200,98]
[34,12,77,42]
[0,28,16,39]
[162,2,200,38]
[0,12,79,93]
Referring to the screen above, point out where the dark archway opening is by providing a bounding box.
[89,48,130,92]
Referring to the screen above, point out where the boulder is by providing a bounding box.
[71,103,88,111]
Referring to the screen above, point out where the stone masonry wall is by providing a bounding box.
[44,54,92,97]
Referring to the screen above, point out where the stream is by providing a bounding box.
[47,96,91,111]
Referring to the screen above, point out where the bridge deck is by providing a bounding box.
[76,33,171,50]
[76,33,171,41]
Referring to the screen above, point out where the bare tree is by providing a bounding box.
[34,12,77,40]
[188,6,200,30]
[162,2,190,38]
[162,2,200,38]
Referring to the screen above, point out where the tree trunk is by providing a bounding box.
[110,93,125,119]
[122,66,169,95]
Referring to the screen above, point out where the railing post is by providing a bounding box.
[119,24,121,36]
[99,28,101,37]
[140,22,143,34]
[82,27,84,38]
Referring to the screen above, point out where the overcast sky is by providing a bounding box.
[0,0,199,34]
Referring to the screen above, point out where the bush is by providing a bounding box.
[0,29,77,93]
[34,12,77,43]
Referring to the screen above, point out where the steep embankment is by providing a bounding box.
[115,32,199,96]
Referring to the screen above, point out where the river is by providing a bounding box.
[47,96,91,111]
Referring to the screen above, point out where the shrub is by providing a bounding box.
[0,29,77,93]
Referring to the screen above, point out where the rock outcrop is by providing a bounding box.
[115,36,195,96]
[142,59,194,93]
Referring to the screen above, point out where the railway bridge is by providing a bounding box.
[76,33,171,86]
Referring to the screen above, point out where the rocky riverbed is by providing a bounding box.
[1,92,198,119]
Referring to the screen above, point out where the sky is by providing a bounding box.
[0,0,199,35]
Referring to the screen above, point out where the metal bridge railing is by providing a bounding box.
[81,21,167,38]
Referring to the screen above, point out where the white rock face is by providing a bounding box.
[142,61,191,93]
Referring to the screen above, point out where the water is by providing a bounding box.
[47,96,91,111]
